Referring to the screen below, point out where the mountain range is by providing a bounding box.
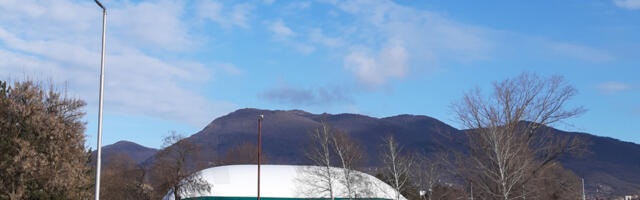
[91,140,158,167]
[98,108,640,196]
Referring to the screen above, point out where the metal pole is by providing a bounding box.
[93,1,106,200]
[523,184,526,200]
[582,178,586,200]
[257,114,263,200]
[470,184,473,200]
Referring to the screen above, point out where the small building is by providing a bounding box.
[163,164,406,200]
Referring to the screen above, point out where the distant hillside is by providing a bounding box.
[92,140,158,165]
[558,130,640,196]
[188,108,463,165]
[108,108,639,196]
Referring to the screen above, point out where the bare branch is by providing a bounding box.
[450,73,585,200]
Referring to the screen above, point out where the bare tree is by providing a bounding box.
[301,122,337,199]
[299,122,372,199]
[452,73,585,200]
[220,142,268,165]
[380,135,413,200]
[151,132,211,200]
[332,129,366,199]
[526,163,582,200]
[413,153,447,200]
[101,154,151,200]
[0,80,92,199]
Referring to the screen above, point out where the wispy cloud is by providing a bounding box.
[230,3,254,28]
[0,0,238,126]
[269,20,296,39]
[547,42,615,62]
[283,1,311,11]
[266,19,316,54]
[259,83,352,106]
[308,28,344,48]
[597,82,632,95]
[614,0,640,10]
[110,0,193,51]
[344,44,408,87]
[213,62,244,76]
[195,0,254,29]
[318,0,493,88]
[299,0,619,89]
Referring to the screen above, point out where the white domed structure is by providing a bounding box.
[163,164,406,200]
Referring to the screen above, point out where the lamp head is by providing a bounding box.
[94,0,106,10]
[258,114,264,121]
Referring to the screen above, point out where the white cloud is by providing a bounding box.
[260,83,352,106]
[231,3,253,28]
[264,18,319,54]
[0,0,238,126]
[0,49,77,84]
[0,28,96,68]
[614,0,640,10]
[109,0,193,50]
[0,28,235,126]
[548,42,615,62]
[195,0,223,24]
[195,0,253,29]
[344,44,408,87]
[597,82,632,95]
[319,0,492,88]
[269,20,296,39]
[309,28,344,48]
[266,20,316,54]
[293,43,315,54]
[284,1,311,10]
[314,0,617,88]
[215,62,244,76]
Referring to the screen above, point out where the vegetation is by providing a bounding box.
[220,141,267,165]
[379,135,414,200]
[0,80,92,199]
[100,154,151,200]
[150,132,211,200]
[299,122,368,199]
[0,73,591,200]
[450,72,585,199]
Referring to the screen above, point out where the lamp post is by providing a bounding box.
[257,114,264,200]
[470,184,473,200]
[93,0,106,200]
[582,178,586,200]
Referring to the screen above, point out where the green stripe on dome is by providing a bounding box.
[184,197,392,200]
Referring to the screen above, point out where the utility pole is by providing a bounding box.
[470,184,473,200]
[582,178,586,200]
[93,1,106,200]
[523,184,526,200]
[257,114,264,200]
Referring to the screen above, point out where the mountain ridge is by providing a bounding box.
[92,140,158,166]
[100,108,640,196]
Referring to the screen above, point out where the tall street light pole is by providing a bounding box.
[257,114,263,200]
[93,0,106,199]
[582,178,586,200]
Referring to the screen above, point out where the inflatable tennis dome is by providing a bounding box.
[163,165,406,200]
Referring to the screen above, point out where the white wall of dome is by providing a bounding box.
[162,165,407,200]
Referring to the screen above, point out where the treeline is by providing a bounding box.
[0,73,587,200]
[293,73,586,200]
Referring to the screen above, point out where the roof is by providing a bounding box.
[163,164,406,200]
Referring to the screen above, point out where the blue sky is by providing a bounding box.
[0,0,638,149]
